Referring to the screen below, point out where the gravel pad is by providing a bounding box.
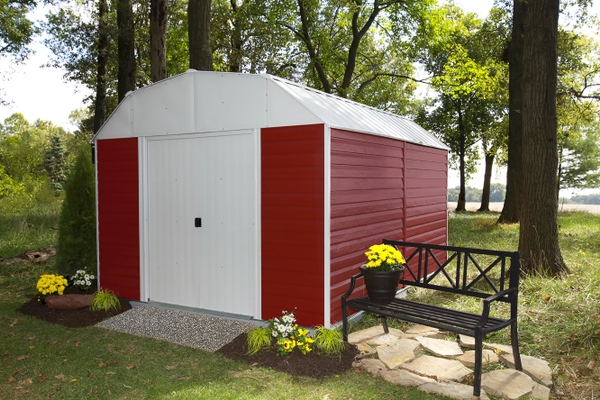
[96,305,255,352]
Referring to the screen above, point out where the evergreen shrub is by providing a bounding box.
[55,144,96,277]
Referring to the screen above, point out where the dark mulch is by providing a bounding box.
[217,332,359,378]
[18,284,358,378]
[17,283,132,328]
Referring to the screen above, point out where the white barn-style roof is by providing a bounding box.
[93,70,447,150]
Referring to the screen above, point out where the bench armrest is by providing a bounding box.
[478,287,518,328]
[341,273,364,301]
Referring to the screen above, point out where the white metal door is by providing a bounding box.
[147,132,256,316]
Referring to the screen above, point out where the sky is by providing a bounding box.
[0,0,594,196]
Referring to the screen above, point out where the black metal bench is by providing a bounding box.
[341,239,523,397]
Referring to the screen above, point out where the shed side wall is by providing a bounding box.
[404,143,448,245]
[261,124,325,327]
[329,128,405,324]
[96,138,140,300]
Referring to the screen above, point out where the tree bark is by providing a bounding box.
[150,0,168,82]
[189,0,213,71]
[456,106,467,212]
[93,0,109,133]
[117,0,136,102]
[478,153,494,212]
[498,0,525,224]
[519,0,568,275]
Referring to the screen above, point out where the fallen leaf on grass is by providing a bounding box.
[98,362,104,368]
[10,319,18,327]
[29,346,34,349]
[17,356,28,361]
[14,387,28,394]
[70,379,77,382]
[38,374,46,383]
[166,366,176,370]
[8,376,14,383]
[4,351,11,355]
[124,385,132,388]
[126,364,140,370]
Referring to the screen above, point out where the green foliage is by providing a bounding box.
[0,113,61,212]
[43,130,68,192]
[245,326,272,355]
[91,288,121,311]
[314,326,345,358]
[568,193,600,204]
[55,145,97,277]
[0,0,37,65]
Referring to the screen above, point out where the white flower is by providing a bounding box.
[84,274,90,279]
[282,332,288,338]
[286,326,292,332]
[90,275,95,279]
[86,280,91,286]
[272,331,278,337]
[278,325,286,333]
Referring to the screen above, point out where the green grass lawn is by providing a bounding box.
[1,205,599,399]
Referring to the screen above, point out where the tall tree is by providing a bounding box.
[117,0,136,100]
[150,0,168,82]
[189,0,212,70]
[94,0,109,133]
[498,0,526,224]
[519,0,567,275]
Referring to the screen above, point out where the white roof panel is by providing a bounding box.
[93,71,446,150]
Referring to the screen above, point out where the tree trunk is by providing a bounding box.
[189,0,212,71]
[519,0,568,276]
[117,0,136,102]
[150,0,168,82]
[456,107,467,212]
[228,0,242,73]
[478,153,494,212]
[93,0,109,133]
[498,0,525,224]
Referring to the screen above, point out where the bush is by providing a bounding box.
[55,145,96,277]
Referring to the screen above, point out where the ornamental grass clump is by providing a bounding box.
[36,274,68,302]
[365,244,406,271]
[91,289,121,312]
[314,326,345,358]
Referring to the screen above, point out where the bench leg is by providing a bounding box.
[342,299,348,342]
[380,316,389,334]
[511,320,522,371]
[473,329,484,397]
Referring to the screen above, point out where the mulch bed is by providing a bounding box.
[17,283,132,328]
[17,286,359,377]
[217,333,359,378]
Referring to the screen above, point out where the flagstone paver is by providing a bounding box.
[416,336,464,357]
[531,382,551,400]
[420,381,490,400]
[377,339,421,369]
[355,342,376,358]
[348,325,553,399]
[485,343,514,354]
[381,369,436,386]
[481,369,534,400]
[352,358,387,377]
[401,355,473,382]
[500,353,553,386]
[405,325,444,338]
[348,325,386,344]
[457,349,500,367]
[459,334,476,349]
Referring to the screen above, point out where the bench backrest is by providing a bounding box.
[383,239,520,302]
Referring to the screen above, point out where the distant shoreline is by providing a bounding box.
[447,202,600,214]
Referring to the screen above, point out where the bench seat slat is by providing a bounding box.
[347,297,507,333]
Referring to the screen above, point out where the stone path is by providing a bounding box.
[350,325,552,400]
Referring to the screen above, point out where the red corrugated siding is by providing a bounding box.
[96,138,140,300]
[329,129,405,324]
[261,124,325,327]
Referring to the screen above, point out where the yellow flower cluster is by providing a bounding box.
[270,310,316,356]
[36,274,68,300]
[365,244,406,271]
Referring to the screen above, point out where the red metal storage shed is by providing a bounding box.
[92,70,449,327]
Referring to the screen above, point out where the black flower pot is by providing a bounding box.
[359,265,405,304]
